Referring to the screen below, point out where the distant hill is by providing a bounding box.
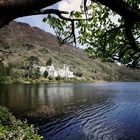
[0,21,140,82]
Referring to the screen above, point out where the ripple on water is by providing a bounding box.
[40,99,118,140]
[40,94,140,140]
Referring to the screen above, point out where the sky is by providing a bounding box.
[16,0,83,35]
[16,0,119,49]
[16,0,85,48]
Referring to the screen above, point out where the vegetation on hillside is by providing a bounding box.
[0,62,7,83]
[0,21,139,83]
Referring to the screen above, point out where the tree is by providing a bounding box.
[44,70,48,78]
[28,56,39,66]
[33,67,41,79]
[24,56,39,78]
[44,0,140,68]
[46,58,52,66]
[0,62,7,82]
[0,0,139,28]
[0,0,140,67]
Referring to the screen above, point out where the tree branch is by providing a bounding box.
[0,0,139,28]
[100,25,125,54]
[124,22,139,51]
[40,9,91,22]
[93,0,140,22]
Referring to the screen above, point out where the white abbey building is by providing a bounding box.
[35,64,74,78]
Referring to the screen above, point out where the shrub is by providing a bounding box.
[74,72,83,77]
[55,75,61,81]
[48,76,53,80]
[44,71,48,78]
[46,58,52,66]
[0,106,43,140]
[24,43,34,50]
[32,68,41,79]
[0,75,6,83]
[0,62,7,83]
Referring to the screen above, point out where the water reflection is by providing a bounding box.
[47,85,74,105]
[0,82,140,140]
[0,83,112,116]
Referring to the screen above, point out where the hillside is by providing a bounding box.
[0,21,140,82]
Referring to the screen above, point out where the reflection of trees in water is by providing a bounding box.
[44,84,114,117]
[0,84,48,112]
[0,84,27,109]
[0,83,113,118]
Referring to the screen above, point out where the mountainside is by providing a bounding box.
[0,21,140,82]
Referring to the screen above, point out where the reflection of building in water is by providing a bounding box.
[47,86,74,105]
[38,84,46,104]
[26,84,74,107]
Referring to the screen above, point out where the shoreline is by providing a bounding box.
[1,77,140,84]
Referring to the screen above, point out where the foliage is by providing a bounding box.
[0,62,7,83]
[46,58,52,66]
[44,0,140,68]
[24,67,41,79]
[27,56,39,66]
[32,67,41,79]
[44,70,48,78]
[0,75,6,83]
[24,56,41,79]
[55,75,62,81]
[0,106,42,140]
[24,43,34,50]
[43,15,72,44]
[74,72,83,77]
[48,76,53,81]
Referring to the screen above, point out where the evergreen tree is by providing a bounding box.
[46,58,52,66]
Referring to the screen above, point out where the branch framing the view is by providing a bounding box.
[0,0,140,67]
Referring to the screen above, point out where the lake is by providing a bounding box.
[0,82,140,140]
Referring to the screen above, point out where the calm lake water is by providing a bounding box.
[0,82,140,140]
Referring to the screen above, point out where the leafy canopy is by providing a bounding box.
[44,0,140,68]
